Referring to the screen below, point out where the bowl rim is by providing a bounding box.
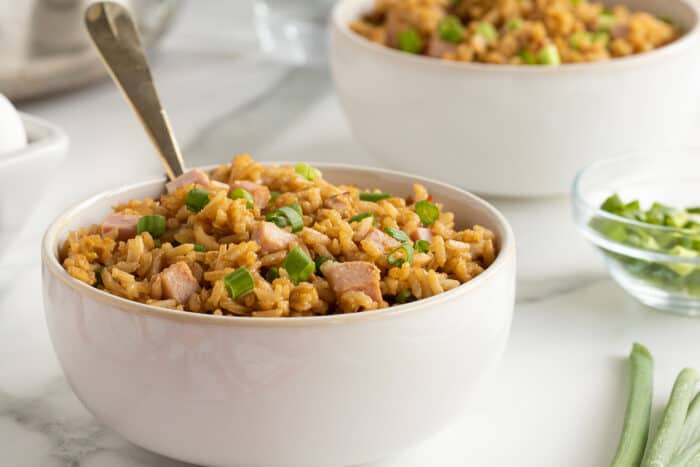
[0,113,69,170]
[572,149,700,264]
[43,161,516,327]
[331,0,700,74]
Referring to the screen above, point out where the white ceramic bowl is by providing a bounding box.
[331,0,700,197]
[42,163,516,467]
[0,113,68,241]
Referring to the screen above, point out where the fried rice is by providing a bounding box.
[60,155,497,317]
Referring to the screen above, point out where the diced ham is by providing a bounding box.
[160,261,199,304]
[426,35,458,58]
[323,193,352,216]
[252,221,295,255]
[321,261,382,303]
[209,180,230,191]
[363,228,400,252]
[101,213,140,241]
[410,227,433,242]
[165,169,211,194]
[230,180,270,209]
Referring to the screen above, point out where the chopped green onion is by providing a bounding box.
[395,289,414,304]
[265,267,280,282]
[387,243,414,267]
[314,256,333,276]
[289,203,303,217]
[398,28,423,54]
[592,31,610,45]
[415,239,431,253]
[267,215,289,228]
[438,15,465,43]
[136,215,166,238]
[193,244,207,252]
[506,17,523,31]
[283,246,315,283]
[537,44,561,65]
[223,267,255,300]
[154,239,162,248]
[230,188,254,208]
[384,227,410,243]
[598,11,616,32]
[277,205,304,232]
[360,192,392,202]
[270,191,281,203]
[186,188,211,212]
[295,162,319,181]
[518,49,536,64]
[659,15,674,25]
[94,266,104,287]
[476,22,498,43]
[349,212,374,223]
[415,200,439,225]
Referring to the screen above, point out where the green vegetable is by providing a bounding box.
[438,15,465,43]
[270,191,281,203]
[667,246,698,276]
[314,256,333,276]
[193,244,207,252]
[671,393,700,466]
[230,188,254,208]
[506,18,523,31]
[360,192,392,202]
[265,267,279,282]
[398,28,423,54]
[94,266,104,287]
[387,243,414,267]
[415,239,431,253]
[295,162,318,181]
[518,49,537,64]
[611,343,654,467]
[570,31,609,49]
[384,227,410,243]
[283,246,315,283]
[223,267,255,300]
[266,203,304,232]
[659,15,674,25]
[476,22,497,43]
[136,215,166,238]
[395,289,414,304]
[415,200,439,225]
[186,188,211,212]
[537,44,561,65]
[598,11,616,32]
[349,212,374,223]
[642,368,698,467]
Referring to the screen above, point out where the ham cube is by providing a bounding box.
[230,180,270,209]
[410,227,433,242]
[321,261,382,303]
[101,213,140,241]
[252,221,295,255]
[323,193,352,216]
[363,228,400,252]
[165,169,211,194]
[160,261,199,304]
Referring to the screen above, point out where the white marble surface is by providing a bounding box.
[4,1,700,466]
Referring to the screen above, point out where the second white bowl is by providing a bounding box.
[331,0,700,197]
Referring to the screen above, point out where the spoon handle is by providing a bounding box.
[85,1,185,180]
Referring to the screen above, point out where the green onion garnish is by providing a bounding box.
[659,15,674,25]
[598,11,616,32]
[230,188,254,208]
[223,267,255,300]
[415,239,430,253]
[94,266,104,287]
[270,191,281,203]
[518,49,536,64]
[349,212,374,223]
[387,243,414,267]
[438,15,464,43]
[186,188,211,212]
[267,216,288,228]
[283,246,315,283]
[277,205,304,232]
[265,267,279,282]
[476,22,498,43]
[314,256,333,276]
[398,28,423,54]
[537,44,561,65]
[506,18,523,31]
[360,192,392,202]
[384,227,410,243]
[193,244,207,252]
[295,163,318,181]
[136,215,166,238]
[395,289,414,304]
[415,200,439,225]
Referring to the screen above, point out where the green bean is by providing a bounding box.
[670,392,700,466]
[611,343,654,467]
[642,368,699,467]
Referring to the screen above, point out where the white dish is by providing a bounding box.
[0,113,68,239]
[330,0,700,197]
[0,94,26,154]
[42,163,516,467]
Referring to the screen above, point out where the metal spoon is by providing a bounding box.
[84,1,185,180]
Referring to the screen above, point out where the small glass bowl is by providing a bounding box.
[572,148,700,316]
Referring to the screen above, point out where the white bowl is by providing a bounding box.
[42,163,516,467]
[331,0,700,197]
[0,113,68,238]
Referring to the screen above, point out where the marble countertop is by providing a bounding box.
[4,2,700,466]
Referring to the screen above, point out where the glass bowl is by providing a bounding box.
[572,148,700,316]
